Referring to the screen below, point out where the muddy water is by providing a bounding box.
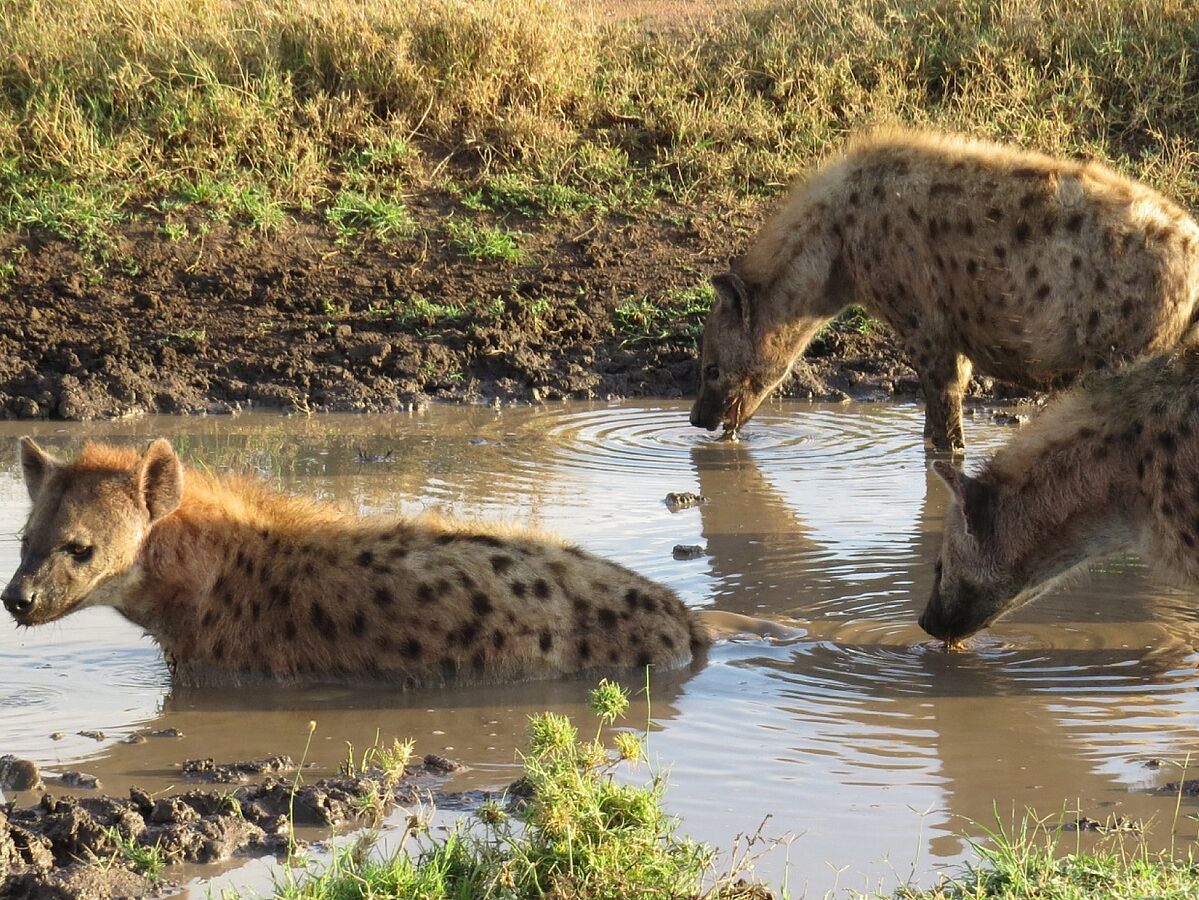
[1,402,1198,896]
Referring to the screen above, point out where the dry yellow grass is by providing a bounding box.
[1,0,1197,245]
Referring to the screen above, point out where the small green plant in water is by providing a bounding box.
[101,826,166,880]
[264,682,752,899]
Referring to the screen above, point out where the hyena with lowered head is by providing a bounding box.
[1,438,707,686]
[692,128,1199,450]
[920,346,1199,643]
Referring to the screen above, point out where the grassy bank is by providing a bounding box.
[2,0,1198,257]
[218,683,1199,900]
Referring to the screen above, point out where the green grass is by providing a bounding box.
[615,283,715,343]
[888,814,1199,899]
[254,681,763,900]
[3,0,1199,252]
[446,219,526,264]
[325,189,416,242]
[101,826,167,880]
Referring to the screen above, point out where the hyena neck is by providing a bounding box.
[991,438,1140,586]
[117,507,229,644]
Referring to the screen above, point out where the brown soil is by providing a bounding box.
[0,193,1022,424]
[0,754,461,899]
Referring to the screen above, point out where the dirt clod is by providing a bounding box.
[672,544,704,560]
[0,756,42,793]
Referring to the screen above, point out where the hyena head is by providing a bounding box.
[2,438,182,626]
[690,270,789,434]
[919,461,1019,642]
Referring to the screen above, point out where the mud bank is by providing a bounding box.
[0,753,462,899]
[0,205,1029,423]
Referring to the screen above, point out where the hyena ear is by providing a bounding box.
[18,437,58,502]
[711,271,752,331]
[135,439,184,524]
[931,461,996,543]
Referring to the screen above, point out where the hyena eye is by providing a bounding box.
[63,543,94,563]
[704,363,720,381]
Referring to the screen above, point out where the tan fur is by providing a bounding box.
[692,128,1199,450]
[2,439,707,687]
[920,346,1199,641]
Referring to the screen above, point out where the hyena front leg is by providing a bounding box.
[915,349,972,453]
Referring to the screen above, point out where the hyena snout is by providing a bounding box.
[2,579,37,618]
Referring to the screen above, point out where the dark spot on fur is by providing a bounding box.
[357,550,373,567]
[578,639,591,661]
[212,639,225,661]
[1121,300,1134,319]
[375,587,395,607]
[624,589,640,609]
[434,534,454,545]
[487,555,515,576]
[1087,310,1100,330]
[1065,212,1084,232]
[993,245,1006,260]
[510,580,527,599]
[1095,274,1107,292]
[402,638,421,658]
[472,651,486,673]
[636,651,652,668]
[284,619,297,641]
[472,592,494,616]
[1070,255,1081,270]
[1036,283,1051,300]
[492,629,507,649]
[598,608,618,627]
[468,535,503,548]
[1013,222,1030,243]
[351,610,366,636]
[533,579,550,599]
[201,609,216,627]
[661,633,675,650]
[539,631,553,652]
[311,602,337,640]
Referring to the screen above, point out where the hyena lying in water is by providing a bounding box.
[692,128,1199,450]
[920,346,1199,643]
[1,439,706,686]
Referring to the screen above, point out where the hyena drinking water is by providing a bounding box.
[692,129,1199,450]
[1,438,706,686]
[920,346,1199,643]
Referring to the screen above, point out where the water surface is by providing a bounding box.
[1,401,1197,896]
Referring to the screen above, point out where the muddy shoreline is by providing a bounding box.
[0,203,1031,424]
[0,753,468,899]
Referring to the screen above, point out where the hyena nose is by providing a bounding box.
[2,584,34,616]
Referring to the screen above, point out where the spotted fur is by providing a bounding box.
[921,346,1199,641]
[693,128,1199,450]
[1,439,707,686]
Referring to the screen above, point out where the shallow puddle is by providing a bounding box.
[1,401,1197,896]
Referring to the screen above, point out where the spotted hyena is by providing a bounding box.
[920,346,1199,642]
[691,129,1199,450]
[1,438,706,686]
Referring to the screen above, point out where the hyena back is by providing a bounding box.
[1,438,706,686]
[692,129,1199,450]
[920,346,1199,642]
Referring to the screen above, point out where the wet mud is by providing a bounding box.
[0,754,462,899]
[0,206,1030,422]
